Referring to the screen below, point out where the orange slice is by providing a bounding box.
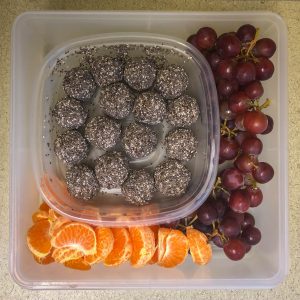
[32,210,49,223]
[33,252,54,265]
[39,202,50,212]
[64,258,91,271]
[27,219,52,258]
[51,222,96,256]
[49,216,71,237]
[157,228,189,268]
[186,227,212,265]
[104,228,132,267]
[85,227,114,264]
[52,247,84,263]
[148,225,159,264]
[129,226,155,267]
[48,208,60,222]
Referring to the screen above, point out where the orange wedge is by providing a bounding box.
[51,222,96,256]
[104,228,132,267]
[39,202,50,212]
[64,258,91,271]
[186,227,212,265]
[48,208,60,222]
[32,210,49,223]
[49,216,71,237]
[85,227,114,264]
[129,226,155,267]
[157,228,189,268]
[27,219,52,258]
[52,247,84,263]
[148,225,159,264]
[33,252,54,265]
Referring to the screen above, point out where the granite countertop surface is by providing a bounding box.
[0,0,299,299]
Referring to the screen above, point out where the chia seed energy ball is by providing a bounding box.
[98,83,134,119]
[66,164,99,201]
[123,58,157,91]
[94,151,129,189]
[133,91,167,125]
[165,128,198,161]
[53,98,88,129]
[63,67,97,101]
[155,65,189,99]
[54,130,89,165]
[154,159,191,197]
[121,169,155,206]
[90,56,124,87]
[85,116,121,151]
[167,95,200,127]
[121,123,158,159]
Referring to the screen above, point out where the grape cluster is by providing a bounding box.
[176,24,276,261]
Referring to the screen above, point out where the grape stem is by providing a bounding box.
[246,28,260,56]
[213,177,230,198]
[220,119,238,137]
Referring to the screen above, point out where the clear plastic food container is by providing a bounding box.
[10,11,288,289]
[32,32,219,227]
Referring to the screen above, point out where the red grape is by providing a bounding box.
[242,212,255,229]
[253,38,276,58]
[241,136,263,155]
[236,24,256,43]
[255,57,274,80]
[235,61,256,85]
[244,80,264,99]
[261,115,274,135]
[219,217,241,238]
[241,226,261,245]
[197,202,218,225]
[245,186,263,207]
[239,110,268,134]
[187,34,198,48]
[235,131,256,145]
[209,197,227,218]
[252,162,274,183]
[228,91,250,113]
[219,101,236,121]
[223,239,246,261]
[229,189,250,213]
[212,235,224,248]
[219,136,239,160]
[192,219,213,234]
[217,33,242,58]
[234,153,257,173]
[221,167,244,190]
[216,59,236,80]
[241,239,252,253]
[224,209,245,225]
[196,27,217,50]
[207,51,221,70]
[217,78,239,97]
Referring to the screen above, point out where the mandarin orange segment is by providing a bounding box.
[49,216,71,237]
[186,228,212,265]
[52,247,84,263]
[27,219,52,258]
[148,225,159,264]
[48,209,60,222]
[85,227,114,264]
[51,222,96,256]
[33,251,54,265]
[129,226,155,267]
[39,202,50,212]
[64,258,91,271]
[104,228,132,267]
[157,228,189,268]
[32,210,49,223]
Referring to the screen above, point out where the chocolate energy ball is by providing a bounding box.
[94,151,129,189]
[133,91,167,125]
[121,169,155,206]
[123,58,157,91]
[85,116,121,151]
[54,130,89,165]
[154,159,191,197]
[165,128,198,161]
[155,65,189,99]
[53,98,88,129]
[98,83,134,119]
[90,56,124,87]
[122,123,158,159]
[167,95,200,127]
[63,67,97,101]
[66,164,99,201]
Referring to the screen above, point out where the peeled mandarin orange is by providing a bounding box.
[52,247,84,263]
[27,219,52,258]
[33,252,54,265]
[157,228,189,268]
[186,227,212,265]
[104,228,132,267]
[148,225,159,264]
[48,209,60,222]
[129,226,155,267]
[39,202,50,212]
[85,227,114,264]
[32,210,49,223]
[51,222,96,256]
[49,216,71,237]
[64,258,91,271]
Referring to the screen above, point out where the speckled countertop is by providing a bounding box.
[0,0,299,299]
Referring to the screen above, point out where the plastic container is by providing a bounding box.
[32,32,219,227]
[10,11,288,289]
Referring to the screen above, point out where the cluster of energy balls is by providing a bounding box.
[53,55,200,205]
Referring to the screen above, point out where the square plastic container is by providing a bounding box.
[10,11,288,289]
[32,32,219,227]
